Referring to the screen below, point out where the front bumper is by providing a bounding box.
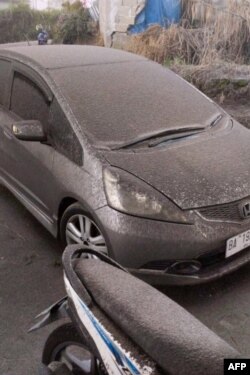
[131,247,250,285]
[94,205,250,285]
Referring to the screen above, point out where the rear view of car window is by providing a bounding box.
[0,59,11,106]
[10,72,50,129]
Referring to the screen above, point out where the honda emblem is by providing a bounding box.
[240,202,250,219]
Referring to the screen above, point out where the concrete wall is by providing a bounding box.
[99,0,145,46]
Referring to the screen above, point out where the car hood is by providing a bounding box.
[102,123,250,209]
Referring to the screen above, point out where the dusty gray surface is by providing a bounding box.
[0,184,250,375]
[76,260,239,375]
[0,184,64,375]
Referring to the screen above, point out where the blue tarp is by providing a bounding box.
[129,0,181,34]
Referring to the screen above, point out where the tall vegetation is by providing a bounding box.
[0,1,95,45]
[54,1,93,44]
[0,3,60,44]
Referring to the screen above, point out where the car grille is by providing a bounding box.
[198,201,243,223]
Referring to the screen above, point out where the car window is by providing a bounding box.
[10,72,50,129]
[49,98,83,166]
[0,59,11,106]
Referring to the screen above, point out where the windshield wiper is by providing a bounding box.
[209,114,223,128]
[148,129,204,147]
[149,114,225,147]
[148,114,223,147]
[111,126,205,150]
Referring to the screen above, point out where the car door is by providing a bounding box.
[1,65,56,224]
[47,97,84,211]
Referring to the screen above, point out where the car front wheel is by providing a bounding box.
[60,203,108,255]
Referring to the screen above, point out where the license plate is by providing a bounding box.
[226,229,250,258]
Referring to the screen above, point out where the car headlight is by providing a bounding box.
[103,167,191,223]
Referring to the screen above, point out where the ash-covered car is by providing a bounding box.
[0,45,250,285]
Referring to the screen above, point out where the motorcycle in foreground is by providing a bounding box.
[30,245,240,375]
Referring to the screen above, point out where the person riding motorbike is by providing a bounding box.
[38,30,48,45]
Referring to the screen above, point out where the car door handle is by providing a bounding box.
[3,129,13,140]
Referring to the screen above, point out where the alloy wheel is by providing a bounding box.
[65,214,107,254]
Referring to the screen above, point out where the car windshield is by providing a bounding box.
[51,61,222,146]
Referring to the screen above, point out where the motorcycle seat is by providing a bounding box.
[75,258,240,375]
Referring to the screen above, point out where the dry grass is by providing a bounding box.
[95,32,104,46]
[127,0,250,65]
[127,25,206,64]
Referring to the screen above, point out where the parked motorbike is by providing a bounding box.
[30,245,240,375]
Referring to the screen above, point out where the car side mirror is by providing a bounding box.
[12,120,47,142]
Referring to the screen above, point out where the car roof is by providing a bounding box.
[0,44,221,145]
[0,45,145,70]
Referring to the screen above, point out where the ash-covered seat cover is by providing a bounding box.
[75,259,239,375]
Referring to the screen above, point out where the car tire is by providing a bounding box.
[60,203,108,255]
